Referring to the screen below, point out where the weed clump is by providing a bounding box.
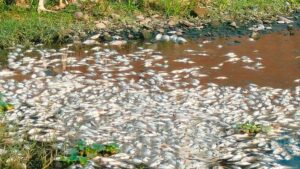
[60,139,120,166]
[236,121,271,135]
[0,94,13,114]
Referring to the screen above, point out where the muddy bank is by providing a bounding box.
[79,12,300,44]
[0,9,299,54]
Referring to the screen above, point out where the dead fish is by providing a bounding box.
[109,40,127,46]
[151,55,163,60]
[196,53,208,56]
[224,52,237,58]
[215,76,228,80]
[184,49,195,53]
[203,40,211,44]
[294,79,300,83]
[243,66,256,70]
[0,69,15,77]
[198,74,208,77]
[91,46,101,51]
[211,67,220,70]
[174,58,191,63]
[226,58,240,63]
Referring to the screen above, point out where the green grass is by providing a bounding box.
[0,3,93,49]
[0,0,299,50]
[159,0,196,16]
[236,121,271,135]
[207,0,300,21]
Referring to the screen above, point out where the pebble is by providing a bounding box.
[155,34,163,41]
[83,39,99,45]
[162,35,170,41]
[110,40,127,46]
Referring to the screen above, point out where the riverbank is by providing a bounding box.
[0,0,300,53]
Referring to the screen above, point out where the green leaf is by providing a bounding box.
[68,148,79,156]
[91,143,104,152]
[75,139,87,151]
[86,151,97,158]
[78,156,88,165]
[69,154,79,162]
[103,143,120,154]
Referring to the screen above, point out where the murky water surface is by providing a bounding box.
[1,30,300,168]
[3,31,300,88]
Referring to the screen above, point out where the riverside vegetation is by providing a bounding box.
[0,0,300,50]
[0,94,56,169]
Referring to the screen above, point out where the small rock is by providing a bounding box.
[90,34,100,40]
[83,39,98,45]
[110,40,127,46]
[191,6,208,17]
[177,37,187,43]
[95,22,106,30]
[168,19,177,27]
[155,34,163,41]
[170,35,178,42]
[230,22,238,28]
[278,16,293,24]
[74,12,83,20]
[181,20,194,27]
[162,35,170,41]
[158,29,164,33]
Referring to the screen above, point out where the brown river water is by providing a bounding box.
[6,30,299,89]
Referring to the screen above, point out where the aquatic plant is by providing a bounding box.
[135,163,152,169]
[60,139,120,166]
[236,121,271,134]
[0,93,13,115]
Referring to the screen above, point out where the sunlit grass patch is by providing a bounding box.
[207,0,299,21]
[0,4,92,49]
[236,121,271,135]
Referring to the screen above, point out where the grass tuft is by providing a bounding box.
[0,3,92,49]
[236,121,271,135]
[60,139,120,166]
